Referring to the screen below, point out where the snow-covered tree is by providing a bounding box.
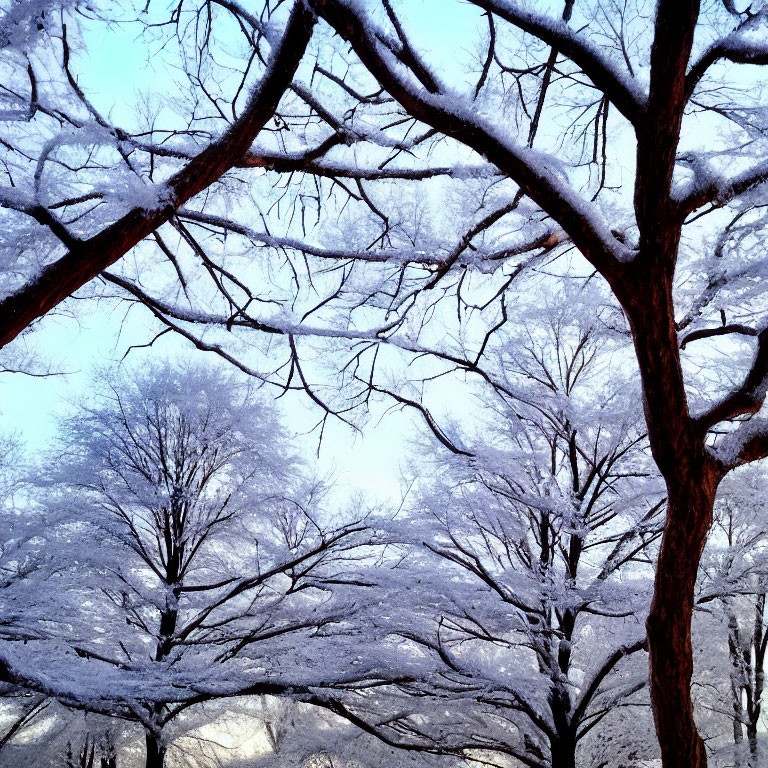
[348,304,664,768]
[222,697,456,768]
[2,363,385,768]
[0,692,48,759]
[696,465,768,767]
[5,2,768,765]
[0,430,59,754]
[0,430,29,645]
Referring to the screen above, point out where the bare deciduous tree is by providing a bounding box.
[4,363,384,768]
[328,308,662,768]
[3,2,768,765]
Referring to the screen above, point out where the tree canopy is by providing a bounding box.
[3,1,768,767]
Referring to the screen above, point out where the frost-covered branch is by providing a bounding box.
[467,0,646,125]
[695,325,768,433]
[311,0,633,276]
[0,0,315,349]
[686,10,768,99]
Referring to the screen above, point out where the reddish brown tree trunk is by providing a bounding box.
[622,271,720,768]
[646,476,716,768]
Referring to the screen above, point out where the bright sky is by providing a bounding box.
[0,304,421,505]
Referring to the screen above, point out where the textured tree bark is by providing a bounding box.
[627,16,707,761]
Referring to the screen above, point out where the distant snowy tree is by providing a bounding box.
[225,697,456,768]
[0,432,27,641]
[0,431,58,753]
[65,732,117,768]
[1,363,386,768]
[0,692,48,758]
[379,307,662,768]
[0,704,136,768]
[696,465,768,768]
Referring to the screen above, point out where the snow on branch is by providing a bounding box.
[467,0,647,126]
[0,0,316,349]
[680,322,758,349]
[708,417,768,470]
[686,9,768,98]
[695,324,768,432]
[238,150,501,181]
[177,208,561,269]
[102,271,410,343]
[571,637,647,726]
[675,155,768,217]
[312,0,634,277]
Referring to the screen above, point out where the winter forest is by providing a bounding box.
[2,0,768,767]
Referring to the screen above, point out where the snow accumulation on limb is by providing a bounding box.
[0,0,316,349]
[311,0,635,275]
[708,417,768,471]
[680,323,759,350]
[571,637,647,726]
[674,155,768,218]
[238,151,501,181]
[686,9,768,99]
[466,0,647,126]
[102,271,422,343]
[695,321,768,469]
[176,208,561,268]
[695,324,768,433]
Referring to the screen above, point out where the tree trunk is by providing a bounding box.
[747,728,759,768]
[144,732,165,768]
[747,593,765,768]
[620,268,721,768]
[726,609,746,764]
[549,735,576,768]
[549,690,576,768]
[646,479,716,768]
